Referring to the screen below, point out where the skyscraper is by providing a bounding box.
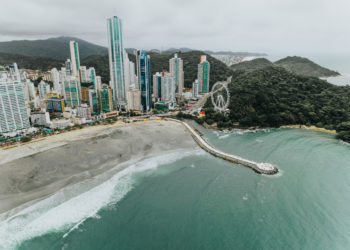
[107,16,126,106]
[63,78,81,108]
[98,84,114,113]
[38,81,50,99]
[198,55,210,93]
[138,51,151,113]
[51,68,60,94]
[153,72,162,101]
[169,54,184,96]
[70,41,80,77]
[0,77,30,134]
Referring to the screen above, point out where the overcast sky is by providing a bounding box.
[1,0,350,55]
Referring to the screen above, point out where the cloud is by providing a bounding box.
[1,0,350,54]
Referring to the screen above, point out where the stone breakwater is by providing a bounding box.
[167,119,279,175]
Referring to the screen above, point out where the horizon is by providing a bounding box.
[2,0,350,56]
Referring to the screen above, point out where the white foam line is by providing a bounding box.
[0,148,203,250]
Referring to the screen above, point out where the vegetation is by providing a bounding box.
[0,52,62,71]
[230,58,274,71]
[20,136,32,143]
[0,37,107,61]
[231,56,340,78]
[274,56,340,77]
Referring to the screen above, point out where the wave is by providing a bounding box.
[0,149,203,249]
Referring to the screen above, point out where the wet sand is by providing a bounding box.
[0,121,197,214]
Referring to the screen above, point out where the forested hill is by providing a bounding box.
[201,67,350,142]
[83,51,232,88]
[0,52,62,70]
[0,37,107,61]
[275,56,340,77]
[230,56,339,78]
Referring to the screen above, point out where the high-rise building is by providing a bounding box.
[127,88,141,111]
[95,76,102,90]
[192,79,199,98]
[9,63,21,81]
[89,90,100,115]
[107,16,126,106]
[77,104,91,119]
[38,80,50,99]
[65,59,72,76]
[198,55,210,93]
[98,84,114,113]
[169,54,184,97]
[51,68,60,94]
[63,78,81,108]
[79,66,88,82]
[161,72,176,107]
[70,41,80,77]
[0,77,30,134]
[153,72,162,101]
[88,67,97,91]
[138,51,151,112]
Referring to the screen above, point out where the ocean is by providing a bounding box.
[1,126,350,249]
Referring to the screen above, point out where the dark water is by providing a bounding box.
[2,128,350,249]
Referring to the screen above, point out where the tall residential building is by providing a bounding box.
[38,80,50,99]
[161,72,176,106]
[107,16,126,106]
[169,54,184,96]
[70,41,80,77]
[9,63,21,81]
[88,67,97,90]
[65,59,72,76]
[139,51,152,112]
[63,78,81,108]
[127,88,141,111]
[192,79,199,98]
[0,78,30,134]
[198,55,210,93]
[89,89,100,115]
[95,76,102,90]
[51,68,60,94]
[98,84,114,113]
[153,72,162,101]
[79,66,88,82]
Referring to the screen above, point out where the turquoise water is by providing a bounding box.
[2,127,350,249]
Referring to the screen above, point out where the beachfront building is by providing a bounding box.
[65,59,72,76]
[47,97,65,113]
[77,104,91,119]
[169,54,184,97]
[0,77,30,134]
[38,80,50,100]
[126,88,141,111]
[198,55,210,93]
[153,72,162,102]
[107,16,126,107]
[161,72,176,109]
[70,41,80,78]
[138,51,152,113]
[98,84,114,113]
[63,78,81,108]
[88,67,97,91]
[89,89,100,115]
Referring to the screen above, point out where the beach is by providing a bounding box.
[0,121,197,215]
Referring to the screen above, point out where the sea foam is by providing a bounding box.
[0,149,203,249]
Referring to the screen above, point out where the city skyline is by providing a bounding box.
[2,0,350,55]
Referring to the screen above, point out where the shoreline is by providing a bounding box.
[0,120,197,215]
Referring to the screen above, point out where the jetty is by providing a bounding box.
[167,119,279,175]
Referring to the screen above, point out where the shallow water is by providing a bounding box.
[2,127,350,249]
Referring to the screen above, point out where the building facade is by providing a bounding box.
[198,55,210,93]
[0,78,30,133]
[107,16,126,106]
[63,78,81,108]
[70,41,80,78]
[169,54,184,97]
[139,51,151,112]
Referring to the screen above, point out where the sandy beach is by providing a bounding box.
[0,121,197,215]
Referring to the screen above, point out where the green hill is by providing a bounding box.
[0,52,62,70]
[202,66,350,141]
[230,56,339,78]
[0,37,107,61]
[83,51,232,88]
[230,58,274,71]
[275,56,339,77]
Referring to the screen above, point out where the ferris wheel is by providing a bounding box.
[210,82,230,112]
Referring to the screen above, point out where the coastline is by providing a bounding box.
[0,120,197,215]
